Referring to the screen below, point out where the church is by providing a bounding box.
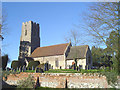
[18,21,92,69]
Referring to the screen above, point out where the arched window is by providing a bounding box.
[25,30,27,36]
[55,58,59,67]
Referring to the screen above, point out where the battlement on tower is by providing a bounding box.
[18,21,40,63]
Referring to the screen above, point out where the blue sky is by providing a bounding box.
[2,2,94,67]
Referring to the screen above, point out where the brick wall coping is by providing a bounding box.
[19,72,106,77]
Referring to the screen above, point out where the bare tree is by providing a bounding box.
[81,2,120,74]
[64,29,81,46]
[65,29,82,67]
[82,2,119,52]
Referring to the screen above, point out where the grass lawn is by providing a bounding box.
[17,69,105,73]
[25,70,35,73]
[44,69,104,73]
[2,69,106,75]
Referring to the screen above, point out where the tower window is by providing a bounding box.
[25,30,27,36]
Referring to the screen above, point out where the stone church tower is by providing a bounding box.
[18,21,40,63]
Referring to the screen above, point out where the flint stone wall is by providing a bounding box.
[4,72,110,88]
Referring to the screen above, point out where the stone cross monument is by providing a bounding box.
[18,21,40,64]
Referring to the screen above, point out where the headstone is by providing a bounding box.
[60,66,62,69]
[22,66,25,72]
[24,67,26,71]
[77,66,78,71]
[52,66,53,69]
[39,68,44,73]
[17,67,19,71]
[78,65,81,71]
[19,67,21,72]
[32,66,34,70]
[44,63,48,71]
[69,65,71,69]
[21,67,23,72]
[85,65,88,70]
[20,67,22,72]
[48,63,49,70]
[46,63,48,71]
[36,68,39,73]
[73,64,76,70]
[44,64,46,71]
[35,68,37,73]
[23,65,26,71]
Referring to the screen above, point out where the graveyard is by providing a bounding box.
[2,60,120,89]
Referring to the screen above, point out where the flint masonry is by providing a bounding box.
[18,21,92,69]
[18,21,40,64]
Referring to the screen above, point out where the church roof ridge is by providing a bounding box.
[30,43,69,58]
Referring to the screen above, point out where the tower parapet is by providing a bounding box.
[18,21,40,63]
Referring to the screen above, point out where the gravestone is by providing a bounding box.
[44,63,49,71]
[23,65,26,71]
[77,66,78,71]
[73,64,76,70]
[35,68,44,73]
[19,67,21,72]
[69,65,71,69]
[39,68,44,73]
[51,66,53,69]
[46,63,48,71]
[44,64,46,71]
[17,67,19,71]
[78,65,82,71]
[20,67,22,72]
[36,68,39,73]
[35,68,37,73]
[24,67,26,71]
[85,65,88,70]
[22,66,26,72]
[32,66,34,70]
[60,66,62,69]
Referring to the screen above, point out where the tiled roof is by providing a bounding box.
[66,45,89,60]
[30,43,69,58]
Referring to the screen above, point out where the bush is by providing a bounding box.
[27,61,40,70]
[11,60,22,70]
[17,75,35,88]
[2,54,10,70]
[2,70,20,81]
[36,63,45,70]
[102,71,118,87]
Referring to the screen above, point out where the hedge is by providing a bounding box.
[11,60,22,70]
[27,61,40,70]
[2,54,9,70]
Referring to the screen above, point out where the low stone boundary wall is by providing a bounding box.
[4,72,109,88]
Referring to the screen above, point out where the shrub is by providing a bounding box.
[27,61,40,70]
[2,54,10,70]
[17,75,35,88]
[36,63,44,70]
[11,60,22,70]
[2,70,20,81]
[102,71,118,87]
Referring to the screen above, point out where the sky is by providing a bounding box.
[2,2,95,68]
